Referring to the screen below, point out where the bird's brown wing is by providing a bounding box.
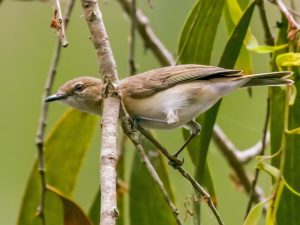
[120,64,242,98]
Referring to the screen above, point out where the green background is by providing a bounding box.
[0,1,295,224]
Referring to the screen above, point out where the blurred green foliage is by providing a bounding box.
[1,0,300,225]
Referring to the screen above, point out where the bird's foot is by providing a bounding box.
[131,116,142,131]
[168,155,184,168]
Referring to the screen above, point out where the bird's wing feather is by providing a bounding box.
[121,64,242,98]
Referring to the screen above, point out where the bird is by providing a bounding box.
[45,64,293,162]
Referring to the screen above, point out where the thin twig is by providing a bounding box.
[35,0,75,223]
[51,0,69,47]
[129,0,137,75]
[288,8,300,18]
[235,133,270,163]
[245,95,271,217]
[268,0,300,33]
[176,167,224,225]
[117,0,174,66]
[213,125,265,201]
[81,1,121,225]
[120,106,182,224]
[255,0,275,46]
[126,3,182,223]
[134,123,224,225]
[214,125,269,164]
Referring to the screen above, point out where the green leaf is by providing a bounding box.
[129,140,175,225]
[194,0,256,184]
[219,1,256,68]
[224,0,253,74]
[270,16,300,225]
[178,2,255,223]
[89,191,101,225]
[278,69,300,225]
[177,0,225,215]
[276,52,300,69]
[177,0,225,64]
[257,160,281,179]
[18,109,97,225]
[251,44,288,54]
[47,185,93,225]
[225,0,258,50]
[243,200,265,225]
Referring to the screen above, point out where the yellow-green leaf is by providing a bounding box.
[243,200,265,225]
[129,140,175,225]
[276,52,300,69]
[251,44,288,54]
[178,0,225,64]
[18,109,97,225]
[47,185,93,225]
[225,0,258,49]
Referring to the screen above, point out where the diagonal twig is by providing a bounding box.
[120,102,183,225]
[134,122,224,225]
[35,0,75,223]
[268,0,300,40]
[117,0,174,66]
[213,125,265,202]
[245,95,271,217]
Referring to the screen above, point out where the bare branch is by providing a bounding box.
[245,96,271,217]
[255,0,275,46]
[288,8,300,18]
[133,123,224,225]
[117,0,174,66]
[35,0,75,223]
[268,0,300,39]
[51,0,69,47]
[236,132,270,163]
[81,1,121,225]
[128,0,137,75]
[213,125,265,202]
[213,125,270,164]
[120,103,182,224]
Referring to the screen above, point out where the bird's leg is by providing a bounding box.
[131,115,169,130]
[172,120,201,158]
[132,113,184,167]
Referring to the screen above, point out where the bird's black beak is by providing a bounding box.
[45,93,67,102]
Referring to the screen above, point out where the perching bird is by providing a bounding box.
[45,64,293,160]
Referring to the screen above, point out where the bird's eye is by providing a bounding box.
[74,84,84,92]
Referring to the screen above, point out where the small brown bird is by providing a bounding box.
[45,64,293,159]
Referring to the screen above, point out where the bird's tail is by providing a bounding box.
[241,71,293,87]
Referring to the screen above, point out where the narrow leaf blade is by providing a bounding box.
[18,109,97,225]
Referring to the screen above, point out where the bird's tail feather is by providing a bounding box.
[241,71,293,87]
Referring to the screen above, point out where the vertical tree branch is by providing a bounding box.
[81,1,120,225]
[35,0,75,223]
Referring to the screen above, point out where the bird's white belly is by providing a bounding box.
[125,82,224,130]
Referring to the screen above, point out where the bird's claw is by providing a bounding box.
[168,156,184,168]
[131,116,141,131]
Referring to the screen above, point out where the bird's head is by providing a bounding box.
[45,76,103,115]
